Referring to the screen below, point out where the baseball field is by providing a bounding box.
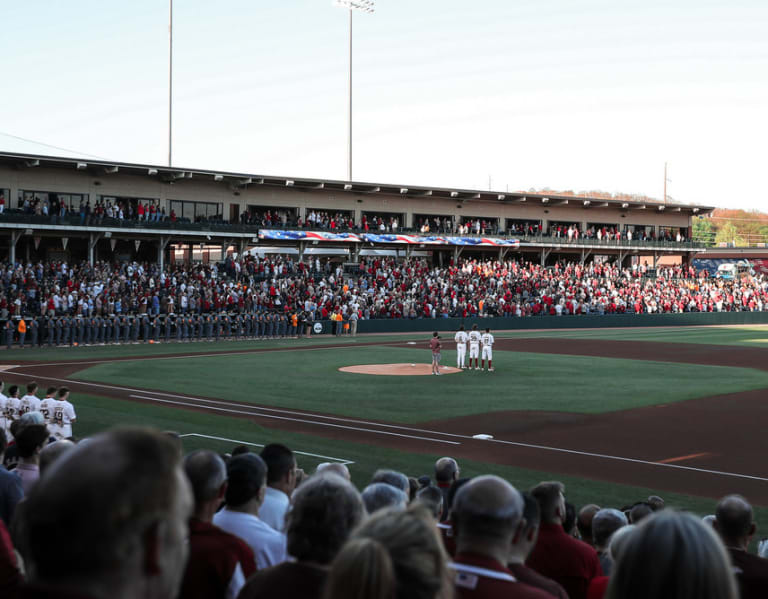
[3,323,768,535]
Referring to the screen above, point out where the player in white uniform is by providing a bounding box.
[467,324,482,370]
[4,385,21,440]
[481,327,495,372]
[0,381,7,435]
[19,381,41,417]
[51,387,77,440]
[39,386,59,428]
[454,325,468,369]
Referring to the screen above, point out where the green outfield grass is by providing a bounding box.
[2,324,766,364]
[495,325,768,346]
[30,388,767,544]
[72,345,768,423]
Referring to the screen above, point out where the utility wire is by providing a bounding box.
[0,131,109,160]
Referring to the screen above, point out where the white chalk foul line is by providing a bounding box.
[26,374,768,483]
[178,433,355,465]
[7,341,410,369]
[130,395,461,445]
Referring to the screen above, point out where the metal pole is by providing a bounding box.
[663,162,667,205]
[348,8,353,181]
[168,0,173,167]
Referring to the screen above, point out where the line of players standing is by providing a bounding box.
[454,324,495,372]
[3,311,311,348]
[1,381,76,441]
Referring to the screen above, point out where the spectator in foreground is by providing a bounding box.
[323,505,451,599]
[371,469,410,495]
[606,511,737,599]
[587,524,636,599]
[577,504,601,546]
[451,475,553,598]
[526,481,602,599]
[13,424,49,494]
[315,462,351,480]
[714,494,768,599]
[434,457,460,521]
[179,450,255,599]
[361,482,408,514]
[592,508,628,575]
[238,472,364,599]
[38,440,75,476]
[0,430,22,527]
[508,493,569,599]
[415,485,444,521]
[259,444,297,533]
[213,453,287,569]
[17,428,193,599]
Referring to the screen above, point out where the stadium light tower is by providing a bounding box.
[168,0,174,167]
[334,0,374,181]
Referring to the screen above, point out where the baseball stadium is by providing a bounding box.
[3,2,768,598]
[2,151,768,519]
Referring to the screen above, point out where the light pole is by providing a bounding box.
[168,0,173,167]
[334,0,374,181]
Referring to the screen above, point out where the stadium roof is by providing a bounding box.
[0,151,714,215]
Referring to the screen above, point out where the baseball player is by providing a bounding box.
[454,325,468,369]
[468,324,482,370]
[50,386,77,440]
[19,381,41,416]
[4,385,21,440]
[480,327,495,372]
[39,386,58,427]
[0,382,7,438]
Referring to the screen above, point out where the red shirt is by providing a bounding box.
[430,337,441,354]
[526,523,602,599]
[178,518,256,599]
[452,553,555,599]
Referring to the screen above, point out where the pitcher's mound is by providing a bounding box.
[339,363,462,376]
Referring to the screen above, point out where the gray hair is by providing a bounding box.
[453,475,523,543]
[362,482,408,514]
[608,524,636,561]
[316,462,351,480]
[183,450,227,506]
[415,485,444,519]
[434,457,459,483]
[371,469,409,494]
[20,411,45,426]
[592,508,628,549]
[606,511,738,599]
[286,472,364,565]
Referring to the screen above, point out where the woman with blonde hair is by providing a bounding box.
[606,510,738,599]
[323,504,453,599]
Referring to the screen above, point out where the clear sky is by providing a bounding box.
[2,0,767,210]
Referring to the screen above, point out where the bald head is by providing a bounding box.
[453,475,523,545]
[435,457,459,484]
[715,494,754,548]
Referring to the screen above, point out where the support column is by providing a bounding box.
[88,233,103,266]
[237,239,246,258]
[354,207,362,228]
[351,243,360,263]
[9,230,21,264]
[298,241,306,263]
[158,236,171,270]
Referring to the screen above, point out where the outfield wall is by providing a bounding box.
[350,311,768,334]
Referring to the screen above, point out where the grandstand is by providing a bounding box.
[0,151,711,268]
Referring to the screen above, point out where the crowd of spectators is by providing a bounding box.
[3,194,693,244]
[2,434,766,599]
[1,256,767,331]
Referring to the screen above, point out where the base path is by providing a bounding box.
[7,335,768,505]
[339,363,461,376]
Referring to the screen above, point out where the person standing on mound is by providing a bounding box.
[430,332,442,375]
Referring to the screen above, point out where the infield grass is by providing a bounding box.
[72,345,768,422]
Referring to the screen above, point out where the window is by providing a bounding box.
[168,199,222,222]
[17,189,87,212]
